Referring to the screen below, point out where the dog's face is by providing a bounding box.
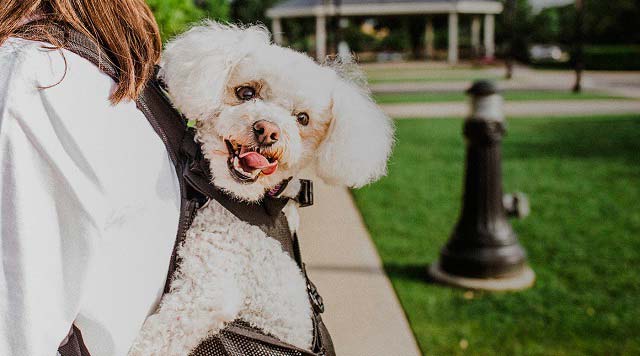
[161,22,394,201]
[193,49,337,200]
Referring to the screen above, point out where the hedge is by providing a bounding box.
[532,45,640,71]
[583,45,640,70]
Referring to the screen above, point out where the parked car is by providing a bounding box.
[529,44,569,63]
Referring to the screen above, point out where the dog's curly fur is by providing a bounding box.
[128,21,394,355]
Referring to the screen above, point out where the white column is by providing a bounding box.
[315,14,327,61]
[425,17,434,60]
[272,17,283,45]
[471,16,481,57]
[448,12,459,64]
[484,14,495,59]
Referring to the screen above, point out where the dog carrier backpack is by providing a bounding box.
[31,23,335,356]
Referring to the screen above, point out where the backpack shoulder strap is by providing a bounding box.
[38,23,119,82]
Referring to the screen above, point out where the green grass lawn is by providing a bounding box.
[351,114,640,355]
[373,91,624,104]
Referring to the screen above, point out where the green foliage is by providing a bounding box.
[230,0,279,25]
[352,115,640,355]
[532,45,640,71]
[147,0,204,40]
[281,18,315,52]
[496,0,534,62]
[374,17,412,53]
[530,7,561,43]
[583,45,640,70]
[342,24,377,53]
[582,0,640,44]
[201,0,230,21]
[530,0,640,46]
[376,30,411,53]
[531,6,575,46]
[147,0,229,41]
[501,0,640,63]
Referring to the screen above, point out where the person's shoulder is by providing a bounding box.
[0,37,43,59]
[0,36,115,106]
[0,37,57,68]
[0,37,67,90]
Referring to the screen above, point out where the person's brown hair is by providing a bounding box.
[0,0,162,103]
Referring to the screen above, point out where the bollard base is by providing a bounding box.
[428,261,535,291]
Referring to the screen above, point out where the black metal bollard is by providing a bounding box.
[428,80,535,291]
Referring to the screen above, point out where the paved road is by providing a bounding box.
[382,99,640,119]
[368,64,640,100]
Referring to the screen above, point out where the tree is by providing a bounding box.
[195,0,230,21]
[531,7,561,43]
[496,0,534,62]
[530,0,640,46]
[230,0,280,25]
[582,0,640,44]
[147,0,230,41]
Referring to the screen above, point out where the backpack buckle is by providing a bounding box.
[308,280,325,314]
[302,264,324,314]
[296,179,314,208]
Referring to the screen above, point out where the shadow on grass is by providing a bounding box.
[383,263,440,285]
[310,262,462,288]
[504,116,640,164]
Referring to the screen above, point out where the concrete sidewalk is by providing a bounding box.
[297,174,421,356]
[382,99,640,119]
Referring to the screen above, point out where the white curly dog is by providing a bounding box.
[128,21,394,356]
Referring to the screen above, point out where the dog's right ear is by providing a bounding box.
[160,21,270,121]
[314,79,394,188]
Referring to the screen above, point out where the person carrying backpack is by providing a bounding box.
[0,1,181,355]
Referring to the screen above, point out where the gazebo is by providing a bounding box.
[266,0,503,63]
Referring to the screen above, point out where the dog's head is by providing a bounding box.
[161,21,394,201]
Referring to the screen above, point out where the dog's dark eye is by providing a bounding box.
[235,86,256,101]
[296,112,310,126]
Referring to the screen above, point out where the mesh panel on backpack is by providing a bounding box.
[189,321,308,356]
[58,325,91,356]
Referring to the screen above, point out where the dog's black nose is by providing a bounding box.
[253,120,280,146]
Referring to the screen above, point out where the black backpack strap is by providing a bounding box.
[135,71,210,294]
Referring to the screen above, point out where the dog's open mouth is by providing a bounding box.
[225,139,279,183]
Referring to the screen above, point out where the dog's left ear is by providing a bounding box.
[315,79,394,188]
[160,21,270,121]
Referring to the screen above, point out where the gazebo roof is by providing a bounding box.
[267,0,503,18]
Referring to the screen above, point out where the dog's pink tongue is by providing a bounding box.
[239,151,278,176]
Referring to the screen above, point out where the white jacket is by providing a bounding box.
[0,37,181,356]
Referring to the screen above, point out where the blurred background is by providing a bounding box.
[146,0,639,354]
